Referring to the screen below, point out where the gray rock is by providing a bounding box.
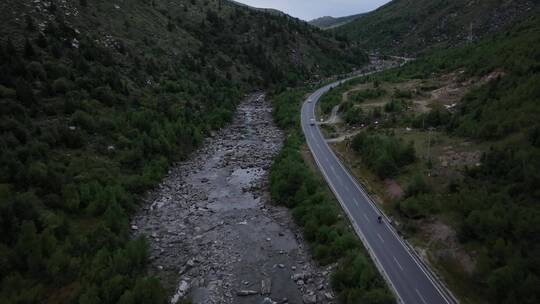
[261,278,272,295]
[237,290,258,296]
[261,297,277,304]
[324,292,334,300]
[302,293,317,304]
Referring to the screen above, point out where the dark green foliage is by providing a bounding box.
[446,145,540,302]
[24,39,35,59]
[25,15,35,31]
[351,88,386,102]
[270,89,394,302]
[393,89,412,99]
[0,0,368,301]
[0,0,369,301]
[368,9,540,303]
[529,126,540,147]
[319,80,385,116]
[332,253,394,304]
[15,79,36,106]
[412,107,451,129]
[343,104,365,125]
[351,133,415,178]
[404,173,430,198]
[397,194,436,219]
[319,87,343,114]
[335,0,538,55]
[383,100,404,113]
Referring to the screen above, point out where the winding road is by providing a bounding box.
[301,79,457,304]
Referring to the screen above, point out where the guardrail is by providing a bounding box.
[304,73,459,304]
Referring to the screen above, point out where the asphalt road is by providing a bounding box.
[301,79,456,304]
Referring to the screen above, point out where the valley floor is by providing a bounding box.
[131,94,335,304]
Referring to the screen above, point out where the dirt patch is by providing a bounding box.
[384,179,404,200]
[418,220,475,275]
[421,70,506,113]
[438,145,482,169]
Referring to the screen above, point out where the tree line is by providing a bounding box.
[270,89,394,304]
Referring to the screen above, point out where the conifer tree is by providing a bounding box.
[24,38,35,59]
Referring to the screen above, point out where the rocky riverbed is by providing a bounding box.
[131,94,335,304]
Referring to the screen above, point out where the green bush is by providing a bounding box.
[270,88,394,302]
[350,88,387,103]
[53,77,71,94]
[405,173,430,197]
[351,133,415,178]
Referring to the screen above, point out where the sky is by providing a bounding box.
[233,0,391,21]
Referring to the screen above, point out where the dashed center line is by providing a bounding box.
[415,289,428,304]
[363,214,371,223]
[377,233,385,243]
[393,256,404,271]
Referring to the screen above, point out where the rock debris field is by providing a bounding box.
[132,94,335,304]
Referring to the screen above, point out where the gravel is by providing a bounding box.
[132,93,335,304]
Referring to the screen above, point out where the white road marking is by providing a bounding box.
[416,289,428,304]
[354,199,360,207]
[393,256,404,271]
[363,214,370,223]
[377,233,385,243]
[305,76,453,304]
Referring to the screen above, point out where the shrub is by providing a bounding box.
[71,110,95,133]
[53,77,71,94]
[0,85,16,98]
[27,62,47,80]
[15,79,36,106]
[351,133,415,178]
[405,172,430,197]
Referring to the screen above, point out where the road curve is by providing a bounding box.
[301,78,457,304]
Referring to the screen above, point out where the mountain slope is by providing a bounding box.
[335,0,539,55]
[328,8,540,303]
[309,13,365,29]
[0,0,367,303]
[227,0,287,16]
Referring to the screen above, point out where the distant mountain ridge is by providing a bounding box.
[335,0,540,55]
[227,0,287,17]
[309,13,365,29]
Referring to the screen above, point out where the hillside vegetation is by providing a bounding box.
[309,14,365,30]
[0,0,367,303]
[335,0,539,55]
[322,8,540,303]
[270,89,394,304]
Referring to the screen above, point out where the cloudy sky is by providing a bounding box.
[234,0,391,20]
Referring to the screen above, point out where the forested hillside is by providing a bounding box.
[0,0,367,303]
[309,14,365,30]
[335,0,539,55]
[322,8,540,303]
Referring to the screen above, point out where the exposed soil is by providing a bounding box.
[131,94,335,304]
[438,145,482,169]
[417,220,475,276]
[384,180,404,200]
